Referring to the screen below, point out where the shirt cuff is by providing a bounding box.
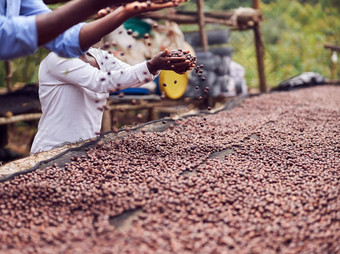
[135,61,160,84]
[44,22,88,58]
[74,23,88,56]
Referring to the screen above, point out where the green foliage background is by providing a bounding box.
[0,0,339,88]
[180,0,340,88]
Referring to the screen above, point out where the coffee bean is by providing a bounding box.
[0,86,338,254]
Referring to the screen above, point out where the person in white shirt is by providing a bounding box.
[30,1,192,153]
[31,47,191,153]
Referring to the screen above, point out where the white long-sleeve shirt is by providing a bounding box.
[31,48,157,153]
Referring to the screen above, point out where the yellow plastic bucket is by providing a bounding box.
[159,70,188,100]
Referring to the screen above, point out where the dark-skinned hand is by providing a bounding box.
[97,0,185,18]
[147,49,195,75]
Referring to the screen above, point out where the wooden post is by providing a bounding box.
[101,107,112,133]
[5,61,12,92]
[252,0,267,92]
[324,45,340,81]
[197,0,209,51]
[330,51,338,81]
[253,0,260,9]
[100,35,112,133]
[0,125,8,149]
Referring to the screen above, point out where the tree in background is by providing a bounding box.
[257,0,340,86]
[180,0,340,87]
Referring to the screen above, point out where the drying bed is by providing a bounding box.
[0,85,339,254]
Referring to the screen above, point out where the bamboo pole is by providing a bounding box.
[197,0,208,51]
[252,0,267,92]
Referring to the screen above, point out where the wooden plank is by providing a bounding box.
[0,113,42,125]
[108,94,161,103]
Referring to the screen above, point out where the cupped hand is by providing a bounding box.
[124,0,185,15]
[147,49,194,75]
[98,0,186,18]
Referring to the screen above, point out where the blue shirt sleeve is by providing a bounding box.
[20,0,88,58]
[0,0,87,60]
[19,0,51,16]
[0,15,38,60]
[44,22,88,58]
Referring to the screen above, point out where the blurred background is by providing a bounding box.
[1,0,339,89]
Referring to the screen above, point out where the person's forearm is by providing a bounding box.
[78,1,185,51]
[36,0,109,46]
[78,7,129,51]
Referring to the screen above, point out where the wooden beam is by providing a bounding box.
[139,9,263,29]
[0,113,42,125]
[252,0,267,92]
[324,44,340,52]
[176,9,263,24]
[139,12,235,26]
[197,0,208,51]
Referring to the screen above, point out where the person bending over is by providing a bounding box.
[30,47,192,153]
[0,0,184,60]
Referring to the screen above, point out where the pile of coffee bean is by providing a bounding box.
[0,86,339,253]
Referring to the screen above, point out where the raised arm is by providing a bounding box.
[42,51,156,94]
[35,0,115,47]
[78,1,184,51]
[0,0,171,60]
[37,0,183,50]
